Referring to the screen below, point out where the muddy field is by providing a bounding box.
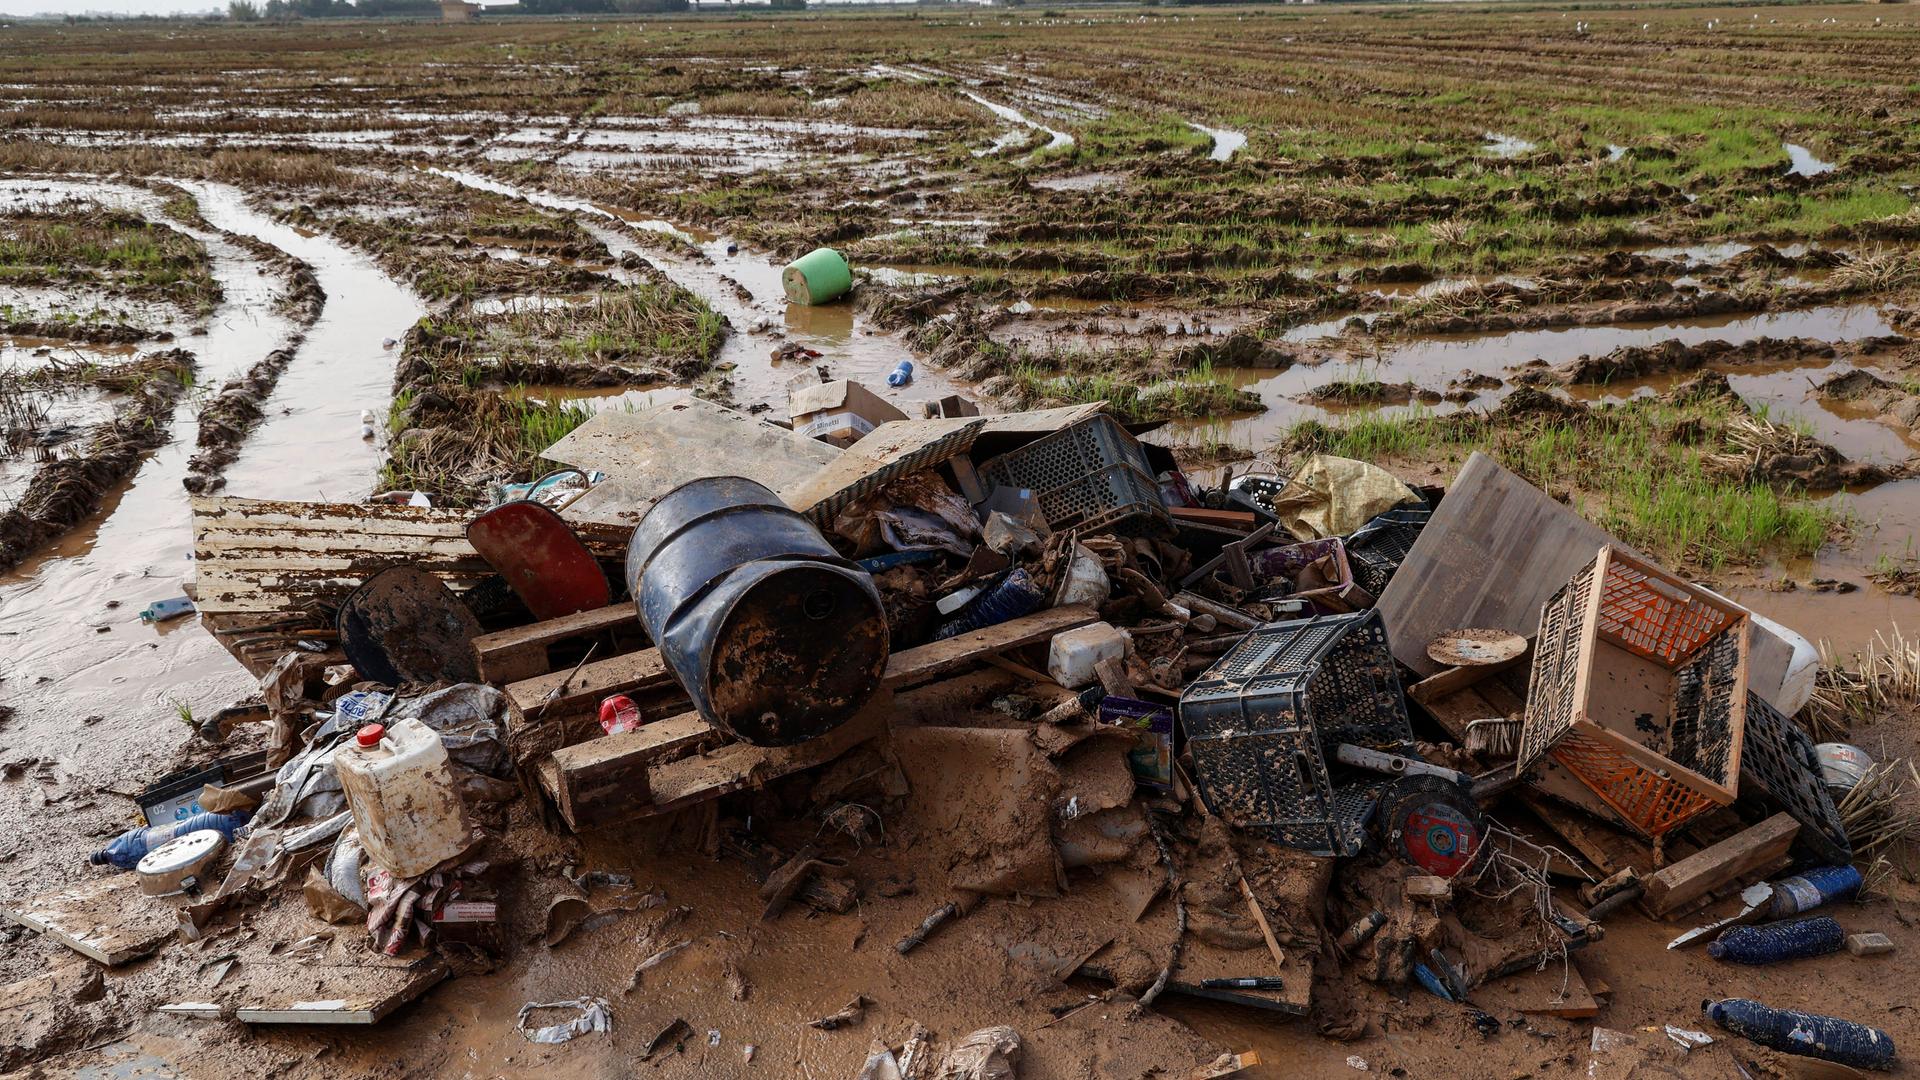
[2,3,1920,1078]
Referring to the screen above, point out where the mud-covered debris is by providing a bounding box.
[515,996,612,1044]
[808,994,870,1031]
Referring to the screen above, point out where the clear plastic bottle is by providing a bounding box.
[336,718,472,878]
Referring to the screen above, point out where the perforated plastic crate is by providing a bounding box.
[1345,506,1430,598]
[1518,545,1749,837]
[978,414,1170,535]
[1180,610,1414,855]
[1741,690,1852,865]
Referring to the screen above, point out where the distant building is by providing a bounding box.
[440,0,480,20]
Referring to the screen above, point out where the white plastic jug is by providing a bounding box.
[336,717,471,878]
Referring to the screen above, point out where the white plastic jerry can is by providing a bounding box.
[336,717,472,878]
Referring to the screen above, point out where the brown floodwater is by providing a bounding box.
[1157,301,1901,450]
[426,167,970,420]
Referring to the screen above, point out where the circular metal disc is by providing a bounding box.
[1426,628,1527,668]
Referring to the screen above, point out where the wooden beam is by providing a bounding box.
[542,693,894,830]
[545,712,722,824]
[472,602,636,683]
[1408,657,1524,708]
[507,603,1098,719]
[1643,813,1799,917]
[507,646,673,717]
[882,604,1098,688]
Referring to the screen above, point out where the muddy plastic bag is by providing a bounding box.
[387,683,513,780]
[516,997,613,1044]
[857,1042,905,1080]
[936,1026,1022,1080]
[1270,454,1419,539]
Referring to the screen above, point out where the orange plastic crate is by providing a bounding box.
[1517,545,1749,837]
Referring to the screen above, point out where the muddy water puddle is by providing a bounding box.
[1158,302,1902,450]
[1190,123,1247,162]
[427,167,970,418]
[0,177,322,762]
[1724,477,1920,656]
[179,180,425,501]
[1785,141,1837,178]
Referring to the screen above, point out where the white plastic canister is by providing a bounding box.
[336,717,472,878]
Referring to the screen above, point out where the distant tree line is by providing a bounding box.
[224,0,707,18]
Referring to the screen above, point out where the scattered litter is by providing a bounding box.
[515,997,612,1044]
[1664,1025,1713,1051]
[807,995,868,1030]
[937,1025,1021,1080]
[139,596,194,624]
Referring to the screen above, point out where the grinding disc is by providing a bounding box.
[1426,628,1527,668]
[135,828,227,896]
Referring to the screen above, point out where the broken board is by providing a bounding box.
[1643,812,1799,916]
[1376,452,1802,707]
[160,956,448,1025]
[1499,959,1603,1019]
[543,398,840,529]
[538,692,896,830]
[2,874,177,966]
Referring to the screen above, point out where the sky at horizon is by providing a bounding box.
[0,0,903,14]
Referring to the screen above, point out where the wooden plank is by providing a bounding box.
[883,605,1099,688]
[473,603,635,682]
[779,417,984,524]
[1517,791,1652,878]
[546,693,893,830]
[2,874,176,967]
[1643,812,1799,916]
[514,604,1100,719]
[547,398,841,528]
[507,647,674,716]
[1504,960,1602,1018]
[1408,656,1524,707]
[645,695,891,816]
[1170,506,1258,529]
[163,958,448,1025]
[547,712,719,824]
[474,603,634,657]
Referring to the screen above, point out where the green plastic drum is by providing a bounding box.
[782,247,852,306]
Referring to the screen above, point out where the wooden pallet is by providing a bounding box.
[519,604,1101,830]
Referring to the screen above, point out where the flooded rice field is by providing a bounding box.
[1,4,1919,1076]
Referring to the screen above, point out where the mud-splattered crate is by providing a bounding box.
[1741,690,1851,865]
[1179,610,1413,856]
[977,414,1169,536]
[1344,506,1430,598]
[1517,545,1749,838]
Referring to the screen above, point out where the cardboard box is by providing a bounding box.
[789,380,908,447]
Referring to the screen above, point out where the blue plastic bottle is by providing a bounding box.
[1705,998,1897,1071]
[89,810,253,870]
[1707,916,1845,964]
[933,568,1044,640]
[1769,864,1862,916]
[886,360,914,387]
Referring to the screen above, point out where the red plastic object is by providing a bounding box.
[1400,800,1480,878]
[467,500,611,621]
[356,724,386,748]
[599,694,641,735]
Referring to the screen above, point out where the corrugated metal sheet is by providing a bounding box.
[189,496,627,615]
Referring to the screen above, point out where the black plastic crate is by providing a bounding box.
[1179,610,1414,855]
[1741,691,1852,865]
[978,414,1170,535]
[1345,506,1430,598]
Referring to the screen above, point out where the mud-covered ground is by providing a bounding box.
[3,4,1920,1078]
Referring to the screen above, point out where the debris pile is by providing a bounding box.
[5,386,1905,1076]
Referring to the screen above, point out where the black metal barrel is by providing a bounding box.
[626,476,889,746]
